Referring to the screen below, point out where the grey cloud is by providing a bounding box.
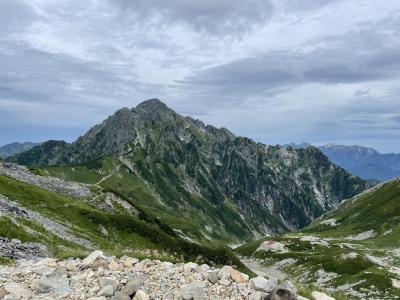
[0,0,40,36]
[283,0,344,13]
[111,0,273,36]
[175,27,400,106]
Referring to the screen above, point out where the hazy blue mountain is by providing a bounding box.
[0,142,40,159]
[286,143,400,181]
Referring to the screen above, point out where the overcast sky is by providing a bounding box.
[1,0,400,152]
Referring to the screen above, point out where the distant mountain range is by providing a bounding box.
[7,99,367,243]
[0,142,40,159]
[285,143,400,181]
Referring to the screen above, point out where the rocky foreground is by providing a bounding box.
[0,251,307,300]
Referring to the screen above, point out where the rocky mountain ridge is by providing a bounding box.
[9,99,368,241]
[286,143,400,181]
[0,142,40,159]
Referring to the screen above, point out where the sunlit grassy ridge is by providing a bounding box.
[29,155,259,246]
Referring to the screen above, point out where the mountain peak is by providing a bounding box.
[136,98,169,111]
[135,98,176,122]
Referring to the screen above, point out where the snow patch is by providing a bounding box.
[256,240,287,253]
[365,255,387,267]
[320,218,337,226]
[344,230,376,241]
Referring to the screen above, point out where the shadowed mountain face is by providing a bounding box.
[286,143,400,181]
[9,99,368,242]
[0,142,40,159]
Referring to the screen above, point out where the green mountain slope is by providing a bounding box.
[10,99,368,243]
[236,178,400,298]
[0,167,249,273]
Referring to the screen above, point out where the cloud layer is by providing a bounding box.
[1,0,400,152]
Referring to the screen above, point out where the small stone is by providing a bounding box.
[121,274,148,296]
[176,281,206,300]
[98,285,114,297]
[249,291,268,300]
[5,283,31,299]
[207,270,219,284]
[0,288,9,299]
[133,290,150,300]
[82,250,105,266]
[219,279,230,286]
[251,276,274,292]
[311,291,335,300]
[48,266,68,279]
[122,257,139,268]
[108,260,121,271]
[230,269,249,283]
[65,261,79,272]
[266,287,297,300]
[31,278,74,295]
[218,265,233,280]
[91,257,109,271]
[112,291,131,300]
[99,277,119,291]
[183,262,198,273]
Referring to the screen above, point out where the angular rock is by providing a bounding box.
[230,269,249,283]
[207,270,219,284]
[98,285,114,297]
[251,276,274,292]
[183,262,198,273]
[0,288,8,299]
[48,266,68,279]
[5,283,32,299]
[112,291,131,300]
[91,257,109,271]
[122,256,139,268]
[218,265,233,280]
[108,260,122,271]
[133,289,150,300]
[176,281,206,300]
[82,250,105,267]
[266,287,297,300]
[31,277,74,295]
[99,276,119,291]
[311,291,335,300]
[121,274,148,296]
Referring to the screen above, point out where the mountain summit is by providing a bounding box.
[10,99,368,242]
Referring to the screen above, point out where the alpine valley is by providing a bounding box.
[8,99,367,243]
[2,99,398,300]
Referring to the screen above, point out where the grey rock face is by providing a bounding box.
[0,237,47,260]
